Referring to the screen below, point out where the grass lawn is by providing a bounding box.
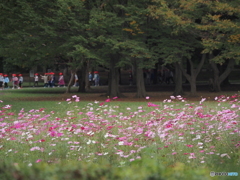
[0,88,239,179]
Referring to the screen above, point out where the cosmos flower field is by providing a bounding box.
[0,94,239,177]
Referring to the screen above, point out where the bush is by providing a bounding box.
[0,159,215,180]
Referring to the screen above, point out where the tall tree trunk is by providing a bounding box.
[77,62,87,93]
[135,59,146,98]
[180,54,206,96]
[210,59,235,92]
[107,55,123,97]
[63,66,68,85]
[189,75,197,95]
[173,62,183,96]
[65,70,76,93]
[210,62,221,92]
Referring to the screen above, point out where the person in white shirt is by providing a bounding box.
[18,74,23,89]
[34,73,39,87]
[73,73,78,87]
[41,73,49,87]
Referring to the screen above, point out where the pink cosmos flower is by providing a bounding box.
[170,96,175,99]
[30,147,44,152]
[107,126,114,130]
[189,153,196,159]
[118,137,127,141]
[36,159,42,163]
[148,102,159,107]
[146,96,150,100]
[113,97,118,99]
[186,144,194,148]
[105,99,111,102]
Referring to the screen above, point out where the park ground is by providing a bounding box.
[2,83,239,102]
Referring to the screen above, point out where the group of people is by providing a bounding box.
[0,73,24,89]
[72,71,100,87]
[89,71,100,86]
[0,72,66,90]
[39,72,65,88]
[0,71,101,89]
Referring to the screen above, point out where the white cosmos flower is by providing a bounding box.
[118,141,124,145]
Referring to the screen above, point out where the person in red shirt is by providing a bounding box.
[12,74,19,89]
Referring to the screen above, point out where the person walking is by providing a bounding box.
[41,73,49,87]
[58,72,65,87]
[88,72,93,86]
[73,73,78,87]
[93,71,100,86]
[12,74,19,89]
[48,73,52,87]
[18,74,23,88]
[4,74,9,89]
[34,73,39,87]
[48,72,55,88]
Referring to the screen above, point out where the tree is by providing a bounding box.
[148,0,240,95]
[86,0,157,98]
[0,0,99,93]
[0,0,60,69]
[197,1,240,91]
